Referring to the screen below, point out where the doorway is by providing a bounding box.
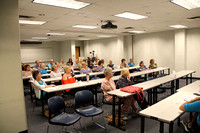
[75,46,80,59]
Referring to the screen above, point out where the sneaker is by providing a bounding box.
[181,120,193,133]
[121,115,128,121]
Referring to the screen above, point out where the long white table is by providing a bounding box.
[32,67,170,116]
[139,91,197,133]
[107,70,195,131]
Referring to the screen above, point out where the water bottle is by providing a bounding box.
[86,74,89,82]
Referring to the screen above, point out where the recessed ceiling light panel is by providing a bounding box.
[171,0,200,10]
[114,12,148,20]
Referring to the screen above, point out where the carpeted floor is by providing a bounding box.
[24,78,198,133]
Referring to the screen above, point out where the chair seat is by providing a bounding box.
[50,112,81,126]
[76,105,103,117]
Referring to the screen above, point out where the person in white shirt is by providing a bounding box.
[55,62,64,73]
[50,65,62,85]
[32,70,55,99]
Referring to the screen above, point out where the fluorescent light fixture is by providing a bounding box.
[171,0,200,10]
[114,12,148,20]
[46,32,65,36]
[23,39,40,41]
[32,37,49,40]
[128,30,145,33]
[19,20,46,25]
[33,0,90,10]
[97,35,113,38]
[72,25,97,29]
[169,25,188,28]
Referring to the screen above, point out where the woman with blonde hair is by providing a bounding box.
[101,67,138,120]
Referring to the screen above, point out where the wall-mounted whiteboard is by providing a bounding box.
[21,48,53,63]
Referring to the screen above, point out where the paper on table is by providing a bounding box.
[45,86,58,90]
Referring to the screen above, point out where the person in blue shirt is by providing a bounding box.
[48,59,55,70]
[128,58,135,67]
[107,60,114,70]
[179,97,200,132]
[138,61,148,71]
[33,60,40,69]
[38,63,47,74]
[96,60,104,72]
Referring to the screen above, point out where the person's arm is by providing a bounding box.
[126,63,129,68]
[101,81,114,92]
[156,63,158,68]
[179,97,200,112]
[118,78,128,88]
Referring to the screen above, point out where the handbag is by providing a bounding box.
[120,86,144,103]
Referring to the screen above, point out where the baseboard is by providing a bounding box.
[19,130,28,133]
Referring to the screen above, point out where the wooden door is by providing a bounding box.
[75,47,80,59]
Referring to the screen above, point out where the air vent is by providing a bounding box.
[78,35,85,37]
[20,41,42,44]
[187,16,200,19]
[124,27,134,29]
[19,15,34,19]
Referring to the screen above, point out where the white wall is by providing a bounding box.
[84,36,125,66]
[133,31,175,71]
[59,41,71,63]
[21,41,61,63]
[0,0,27,132]
[186,28,200,77]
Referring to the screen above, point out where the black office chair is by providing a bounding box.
[47,96,81,133]
[75,90,106,132]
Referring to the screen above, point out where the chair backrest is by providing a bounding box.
[75,90,94,107]
[48,96,65,118]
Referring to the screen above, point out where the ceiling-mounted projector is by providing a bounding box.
[101,21,117,29]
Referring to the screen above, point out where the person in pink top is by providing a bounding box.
[101,67,138,121]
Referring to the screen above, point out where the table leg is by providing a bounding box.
[169,122,174,133]
[145,74,147,81]
[148,89,152,105]
[190,73,192,83]
[176,79,179,91]
[112,95,116,126]
[29,82,33,103]
[118,98,122,128]
[190,112,193,121]
[186,75,188,85]
[153,88,157,104]
[160,122,164,133]
[178,117,180,126]
[94,87,98,106]
[41,90,44,116]
[171,80,175,94]
[141,116,145,133]
[168,68,170,75]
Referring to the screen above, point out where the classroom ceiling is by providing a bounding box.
[19,0,200,41]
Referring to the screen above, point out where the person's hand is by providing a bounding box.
[50,84,56,87]
[127,75,131,81]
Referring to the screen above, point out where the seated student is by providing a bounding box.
[138,61,148,71]
[88,60,94,70]
[101,67,138,120]
[80,62,92,74]
[179,97,200,133]
[32,70,55,99]
[96,60,104,72]
[60,59,65,67]
[101,59,105,66]
[120,58,129,69]
[39,60,42,65]
[33,60,40,69]
[79,59,83,66]
[94,57,99,65]
[50,65,62,85]
[55,62,64,73]
[38,63,47,75]
[107,60,114,70]
[48,59,55,70]
[149,59,158,69]
[118,68,150,110]
[22,64,32,77]
[67,58,73,66]
[22,63,26,71]
[88,57,93,63]
[128,58,135,67]
[73,59,81,69]
[50,65,62,78]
